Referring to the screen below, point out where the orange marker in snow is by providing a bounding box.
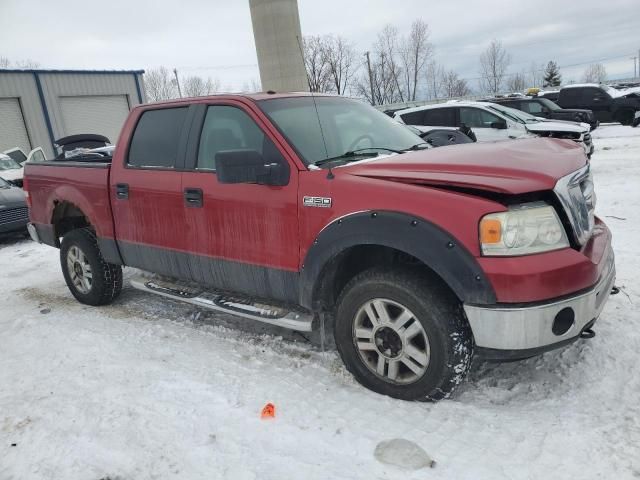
[261,403,275,419]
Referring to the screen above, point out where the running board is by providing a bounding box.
[129,276,313,332]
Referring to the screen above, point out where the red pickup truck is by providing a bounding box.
[24,93,615,401]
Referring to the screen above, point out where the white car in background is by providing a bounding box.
[0,153,25,187]
[393,100,594,157]
[0,148,46,187]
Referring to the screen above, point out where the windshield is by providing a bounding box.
[258,96,424,165]
[0,176,9,188]
[487,103,539,124]
[0,155,22,171]
[537,98,560,111]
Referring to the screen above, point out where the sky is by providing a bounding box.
[1,0,638,93]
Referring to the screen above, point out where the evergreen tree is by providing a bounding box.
[543,61,562,87]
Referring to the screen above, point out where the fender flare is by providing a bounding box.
[299,210,496,309]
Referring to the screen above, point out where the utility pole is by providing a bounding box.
[365,51,375,106]
[632,56,638,79]
[173,68,183,98]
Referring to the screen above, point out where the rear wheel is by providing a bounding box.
[334,267,473,401]
[60,228,122,306]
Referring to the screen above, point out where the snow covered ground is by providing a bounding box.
[1,124,639,480]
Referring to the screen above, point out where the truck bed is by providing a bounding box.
[25,160,116,243]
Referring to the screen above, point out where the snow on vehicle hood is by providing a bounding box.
[342,137,587,195]
[526,119,589,134]
[0,166,24,182]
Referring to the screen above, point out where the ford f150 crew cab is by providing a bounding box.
[24,93,615,401]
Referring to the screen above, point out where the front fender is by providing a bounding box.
[299,210,496,309]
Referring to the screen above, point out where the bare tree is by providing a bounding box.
[440,70,471,98]
[582,63,607,83]
[528,61,544,88]
[242,78,262,93]
[323,35,357,95]
[399,20,433,101]
[183,75,220,97]
[479,39,511,94]
[303,35,332,92]
[375,25,405,103]
[506,72,527,92]
[0,57,40,69]
[144,67,178,102]
[425,61,444,100]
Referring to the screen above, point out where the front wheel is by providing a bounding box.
[616,109,635,126]
[60,228,122,306]
[334,268,473,401]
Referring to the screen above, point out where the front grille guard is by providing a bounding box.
[553,165,595,246]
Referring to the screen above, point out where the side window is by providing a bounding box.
[422,108,456,127]
[560,88,579,103]
[128,107,188,167]
[525,101,544,114]
[197,105,284,170]
[586,88,608,102]
[459,108,501,128]
[399,110,426,125]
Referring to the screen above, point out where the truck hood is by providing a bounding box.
[342,137,587,195]
[526,119,589,133]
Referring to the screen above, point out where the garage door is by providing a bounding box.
[60,95,130,145]
[0,98,31,154]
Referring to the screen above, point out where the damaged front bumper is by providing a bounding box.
[464,248,616,360]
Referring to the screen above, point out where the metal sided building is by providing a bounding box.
[0,69,145,158]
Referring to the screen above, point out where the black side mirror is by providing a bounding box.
[490,121,507,130]
[216,150,289,186]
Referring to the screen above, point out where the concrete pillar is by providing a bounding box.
[249,0,309,92]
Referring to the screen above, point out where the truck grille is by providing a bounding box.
[553,166,595,246]
[0,206,29,226]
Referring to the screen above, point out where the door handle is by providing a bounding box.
[116,183,129,199]
[184,188,203,208]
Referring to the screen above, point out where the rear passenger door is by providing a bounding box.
[180,101,300,303]
[111,106,193,277]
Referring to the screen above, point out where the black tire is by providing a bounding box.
[60,227,122,306]
[334,267,473,401]
[616,109,634,126]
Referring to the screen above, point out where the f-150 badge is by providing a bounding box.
[303,196,332,208]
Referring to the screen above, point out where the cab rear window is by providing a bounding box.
[128,107,188,168]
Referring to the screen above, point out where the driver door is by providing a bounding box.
[457,107,512,142]
[180,102,300,303]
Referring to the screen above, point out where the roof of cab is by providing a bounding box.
[140,91,338,108]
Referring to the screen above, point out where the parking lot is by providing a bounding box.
[1,124,639,479]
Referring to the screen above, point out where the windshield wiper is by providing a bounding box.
[402,143,429,152]
[314,152,378,167]
[314,147,402,167]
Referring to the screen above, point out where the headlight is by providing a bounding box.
[479,202,569,256]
